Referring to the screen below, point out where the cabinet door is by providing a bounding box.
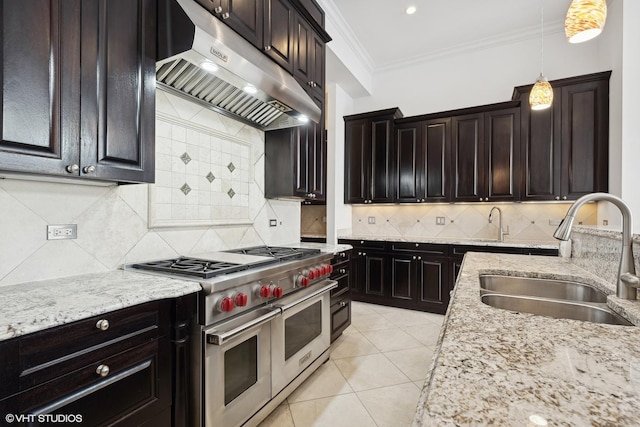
[451,113,485,202]
[80,0,156,183]
[370,119,395,203]
[422,118,451,202]
[390,254,415,301]
[219,0,264,48]
[307,120,326,200]
[416,256,450,314]
[264,0,294,72]
[292,126,309,197]
[484,107,519,201]
[560,79,609,199]
[0,1,80,177]
[395,124,421,202]
[293,13,312,88]
[309,31,325,97]
[518,87,562,201]
[344,119,369,203]
[363,252,386,297]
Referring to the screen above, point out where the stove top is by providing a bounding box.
[129,246,322,280]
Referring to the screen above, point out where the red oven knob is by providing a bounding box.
[272,286,283,298]
[314,267,323,277]
[320,265,329,275]
[235,293,248,307]
[218,297,234,312]
[257,285,271,299]
[306,269,317,280]
[326,264,334,274]
[296,275,310,287]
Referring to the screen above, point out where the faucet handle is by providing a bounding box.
[621,273,640,288]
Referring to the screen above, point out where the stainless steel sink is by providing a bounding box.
[480,293,633,326]
[479,275,608,303]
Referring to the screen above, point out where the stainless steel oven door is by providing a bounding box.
[271,280,337,395]
[203,307,280,427]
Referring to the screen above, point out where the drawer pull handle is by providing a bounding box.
[340,301,347,307]
[96,319,109,331]
[96,364,110,377]
[339,269,346,274]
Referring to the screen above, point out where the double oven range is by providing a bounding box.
[128,246,336,426]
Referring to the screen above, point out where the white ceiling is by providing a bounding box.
[331,0,573,71]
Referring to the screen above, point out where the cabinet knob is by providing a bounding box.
[340,252,346,258]
[562,196,567,200]
[555,196,560,200]
[96,319,109,331]
[363,252,367,256]
[418,256,422,260]
[83,165,96,174]
[264,45,271,51]
[214,6,222,13]
[340,301,347,307]
[413,256,417,260]
[421,198,425,202]
[66,164,79,173]
[484,197,489,201]
[479,197,483,202]
[339,268,346,274]
[222,12,230,19]
[96,364,110,377]
[415,243,419,247]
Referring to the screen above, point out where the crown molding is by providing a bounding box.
[316,0,376,73]
[375,20,566,74]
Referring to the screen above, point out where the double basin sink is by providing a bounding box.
[479,275,633,326]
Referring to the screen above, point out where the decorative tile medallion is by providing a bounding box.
[206,172,215,183]
[227,188,235,199]
[180,152,192,165]
[180,183,192,195]
[227,162,236,173]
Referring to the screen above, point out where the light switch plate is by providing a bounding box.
[269,219,277,227]
[436,217,446,225]
[367,216,376,224]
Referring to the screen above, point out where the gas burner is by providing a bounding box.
[225,246,321,261]
[130,256,275,279]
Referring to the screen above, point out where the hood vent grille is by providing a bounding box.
[156,58,288,128]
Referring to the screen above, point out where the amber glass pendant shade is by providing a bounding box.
[565,0,607,43]
[529,74,553,110]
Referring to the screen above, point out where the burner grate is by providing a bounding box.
[226,246,321,261]
[131,256,274,279]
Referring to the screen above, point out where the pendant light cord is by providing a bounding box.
[540,0,544,75]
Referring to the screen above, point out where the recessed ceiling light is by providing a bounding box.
[200,61,218,73]
[406,6,417,15]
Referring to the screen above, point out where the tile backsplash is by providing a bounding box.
[351,203,597,241]
[0,89,300,288]
[301,205,327,236]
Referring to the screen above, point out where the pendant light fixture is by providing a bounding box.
[565,0,607,43]
[529,0,553,111]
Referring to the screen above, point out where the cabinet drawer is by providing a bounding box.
[18,301,166,391]
[343,240,386,251]
[391,242,449,255]
[1,338,170,426]
[330,272,350,299]
[330,297,351,342]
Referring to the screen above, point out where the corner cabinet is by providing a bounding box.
[344,108,403,204]
[0,0,156,184]
[514,71,610,201]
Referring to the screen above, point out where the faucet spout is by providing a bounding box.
[488,207,509,242]
[554,193,637,300]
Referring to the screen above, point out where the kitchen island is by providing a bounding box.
[414,252,640,426]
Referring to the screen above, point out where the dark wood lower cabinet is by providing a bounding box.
[341,239,559,314]
[0,295,197,426]
[330,250,352,342]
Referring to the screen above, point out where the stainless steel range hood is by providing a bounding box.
[157,0,321,130]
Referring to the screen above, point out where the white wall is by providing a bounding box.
[353,29,604,116]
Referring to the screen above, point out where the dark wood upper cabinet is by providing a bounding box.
[484,106,520,201]
[264,0,295,72]
[293,15,325,98]
[344,108,403,204]
[0,0,156,184]
[451,112,485,202]
[395,117,451,203]
[218,0,264,48]
[515,71,610,201]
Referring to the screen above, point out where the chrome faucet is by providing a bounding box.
[553,192,640,300]
[488,207,509,242]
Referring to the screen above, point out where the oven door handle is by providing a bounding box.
[276,280,338,312]
[206,309,280,345]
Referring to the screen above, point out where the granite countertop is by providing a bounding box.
[415,252,640,426]
[339,234,561,250]
[0,270,201,342]
[290,241,353,254]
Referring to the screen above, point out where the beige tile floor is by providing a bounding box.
[259,301,445,427]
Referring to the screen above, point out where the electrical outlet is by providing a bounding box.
[47,224,77,240]
[603,219,609,226]
[367,216,376,224]
[436,217,446,225]
[269,219,277,227]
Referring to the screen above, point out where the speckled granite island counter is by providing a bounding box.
[0,270,201,342]
[414,252,640,426]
